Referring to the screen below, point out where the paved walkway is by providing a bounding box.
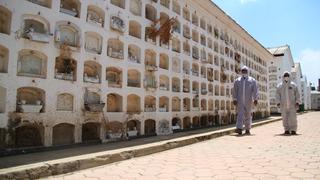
[46,112,320,180]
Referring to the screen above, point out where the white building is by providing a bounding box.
[301,75,311,110]
[0,0,272,148]
[311,91,320,110]
[267,45,295,113]
[291,63,303,107]
[307,83,312,109]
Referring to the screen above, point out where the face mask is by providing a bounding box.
[242,73,248,78]
[284,77,289,82]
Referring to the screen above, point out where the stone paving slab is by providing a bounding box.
[45,112,320,180]
[0,116,284,180]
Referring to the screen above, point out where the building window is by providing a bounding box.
[0,6,12,35]
[0,86,6,113]
[106,67,122,88]
[107,93,123,112]
[145,4,157,21]
[55,56,77,81]
[87,5,105,27]
[110,0,125,9]
[16,87,45,113]
[22,16,50,43]
[17,50,47,78]
[172,57,180,73]
[159,53,169,70]
[27,0,52,8]
[55,22,80,47]
[172,97,181,112]
[172,0,181,15]
[57,93,73,111]
[127,69,141,87]
[160,0,170,9]
[128,44,141,63]
[130,0,142,16]
[60,0,81,18]
[129,21,141,39]
[192,12,198,26]
[85,32,102,54]
[84,61,101,83]
[127,94,141,113]
[107,38,124,59]
[183,7,190,21]
[0,45,8,73]
[110,16,125,33]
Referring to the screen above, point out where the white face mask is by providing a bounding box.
[284,77,289,82]
[242,73,248,78]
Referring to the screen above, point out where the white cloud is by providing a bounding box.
[297,49,320,86]
[240,0,257,4]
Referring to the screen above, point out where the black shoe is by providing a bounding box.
[235,128,242,135]
[245,130,251,135]
[291,131,297,135]
[284,131,290,135]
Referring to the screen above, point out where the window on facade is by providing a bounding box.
[183,24,190,39]
[60,0,81,18]
[145,4,157,21]
[16,87,45,113]
[84,61,101,83]
[27,0,52,8]
[107,39,124,59]
[200,18,206,30]
[107,93,123,112]
[192,30,199,42]
[130,0,141,16]
[17,50,47,78]
[172,38,181,53]
[192,12,198,26]
[172,0,180,15]
[85,32,102,54]
[110,16,125,33]
[127,69,141,87]
[87,5,105,27]
[0,6,12,35]
[55,56,77,81]
[172,78,180,92]
[22,17,50,43]
[183,41,190,55]
[55,23,80,47]
[106,67,122,88]
[183,7,190,21]
[128,44,141,63]
[160,0,170,9]
[0,86,6,113]
[159,53,169,70]
[129,21,141,39]
[127,94,141,112]
[57,93,73,111]
[0,45,8,73]
[172,57,180,73]
[111,0,125,9]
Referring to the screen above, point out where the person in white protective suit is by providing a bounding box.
[276,71,300,135]
[233,66,259,135]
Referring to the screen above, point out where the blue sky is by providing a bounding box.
[213,0,320,86]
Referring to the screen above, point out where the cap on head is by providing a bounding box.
[241,66,248,73]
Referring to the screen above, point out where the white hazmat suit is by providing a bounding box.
[276,71,300,132]
[233,66,259,131]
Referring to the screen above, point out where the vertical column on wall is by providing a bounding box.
[44,126,52,146]
[74,124,81,143]
[53,0,61,14]
[140,118,145,136]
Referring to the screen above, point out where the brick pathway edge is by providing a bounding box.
[0,115,288,180]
